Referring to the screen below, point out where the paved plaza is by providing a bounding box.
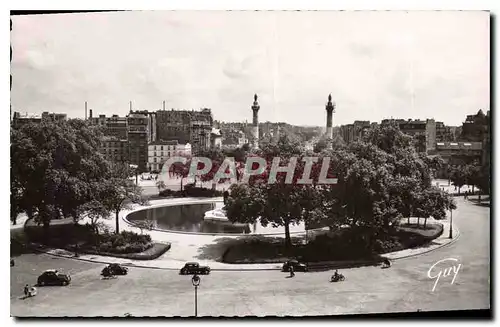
[10,196,490,317]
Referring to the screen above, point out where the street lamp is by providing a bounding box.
[191,274,201,317]
[448,207,453,239]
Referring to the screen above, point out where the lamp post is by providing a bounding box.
[448,207,453,239]
[191,274,201,317]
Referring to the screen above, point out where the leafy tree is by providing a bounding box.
[363,121,413,154]
[313,138,328,153]
[156,180,166,193]
[317,123,454,237]
[450,166,468,195]
[78,200,110,235]
[169,155,192,191]
[11,120,108,241]
[414,188,457,228]
[478,161,491,196]
[226,134,325,249]
[241,143,251,152]
[101,163,148,234]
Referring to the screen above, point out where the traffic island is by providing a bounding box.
[220,223,444,267]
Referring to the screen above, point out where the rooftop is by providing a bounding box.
[149,140,180,146]
[436,141,482,150]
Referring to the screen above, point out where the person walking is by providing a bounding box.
[24,284,29,298]
[289,265,295,278]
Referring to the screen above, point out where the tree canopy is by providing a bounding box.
[11,119,146,237]
[226,122,455,250]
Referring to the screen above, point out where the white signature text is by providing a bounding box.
[427,257,461,292]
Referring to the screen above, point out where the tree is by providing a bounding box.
[11,119,109,241]
[101,163,148,234]
[363,121,413,154]
[78,200,110,235]
[156,180,166,193]
[414,188,457,228]
[169,156,191,191]
[226,134,324,249]
[313,138,328,153]
[322,122,454,235]
[450,166,468,195]
[227,122,456,252]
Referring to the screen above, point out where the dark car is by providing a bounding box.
[282,259,308,272]
[180,262,211,275]
[106,263,128,275]
[37,269,71,286]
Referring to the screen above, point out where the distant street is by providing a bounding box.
[11,198,489,317]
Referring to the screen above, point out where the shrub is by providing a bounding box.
[159,189,183,198]
[158,187,222,198]
[184,187,223,198]
[98,230,151,246]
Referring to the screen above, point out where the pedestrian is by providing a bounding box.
[24,284,29,297]
[289,265,295,278]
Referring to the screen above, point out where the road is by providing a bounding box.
[10,198,490,317]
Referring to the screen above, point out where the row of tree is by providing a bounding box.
[223,123,457,249]
[449,162,490,196]
[164,122,457,249]
[11,120,146,241]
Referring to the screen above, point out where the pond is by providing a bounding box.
[125,201,309,235]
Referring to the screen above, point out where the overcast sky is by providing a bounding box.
[11,11,489,126]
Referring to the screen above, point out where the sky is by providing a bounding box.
[10,10,490,126]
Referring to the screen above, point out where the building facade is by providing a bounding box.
[127,112,150,172]
[434,141,483,178]
[12,111,67,128]
[100,136,129,163]
[155,108,213,144]
[340,120,371,144]
[460,109,489,142]
[147,140,192,172]
[381,118,438,153]
[190,120,212,154]
[211,128,222,148]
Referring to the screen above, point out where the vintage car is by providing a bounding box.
[106,263,129,275]
[179,262,211,275]
[37,269,71,286]
[282,259,309,272]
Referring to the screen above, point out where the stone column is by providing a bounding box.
[251,94,260,149]
[325,94,335,149]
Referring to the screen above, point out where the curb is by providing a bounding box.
[387,223,461,261]
[30,224,460,272]
[18,197,462,272]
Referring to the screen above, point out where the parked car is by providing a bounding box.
[37,269,71,286]
[282,259,308,272]
[106,263,128,275]
[179,262,211,275]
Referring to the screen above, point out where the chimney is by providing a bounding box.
[85,101,88,120]
[89,109,93,119]
[163,101,165,110]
